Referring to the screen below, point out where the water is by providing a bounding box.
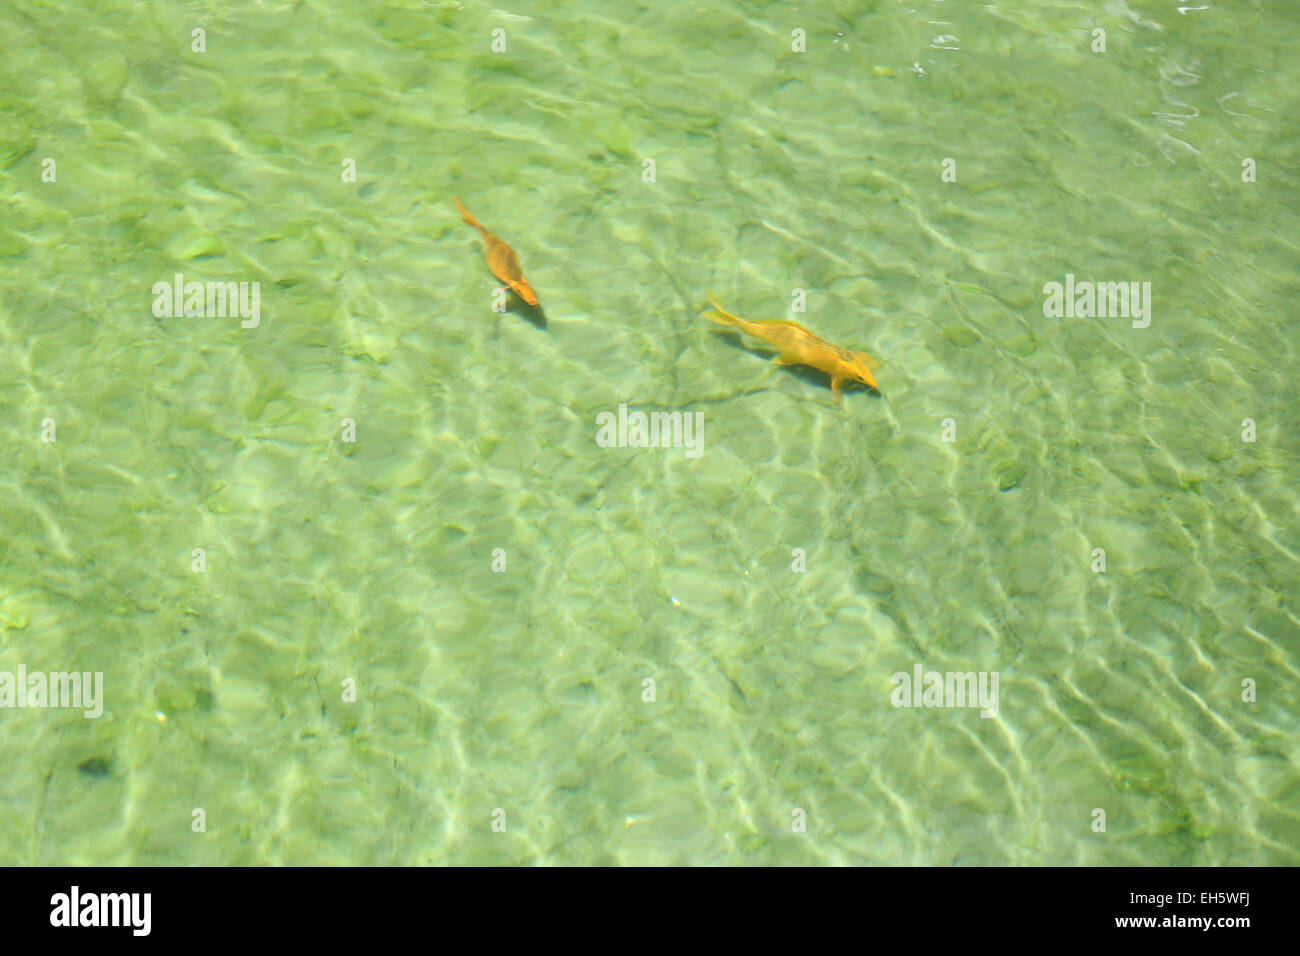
[1,0,1297,865]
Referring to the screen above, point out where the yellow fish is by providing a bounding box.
[704,296,881,401]
[454,196,539,306]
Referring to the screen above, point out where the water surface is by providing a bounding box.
[0,0,1297,865]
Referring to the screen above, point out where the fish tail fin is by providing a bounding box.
[704,295,740,326]
[453,196,479,229]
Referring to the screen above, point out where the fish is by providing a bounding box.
[453,196,539,306]
[704,296,881,401]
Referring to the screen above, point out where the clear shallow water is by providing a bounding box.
[0,0,1297,864]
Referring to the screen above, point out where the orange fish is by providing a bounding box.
[704,296,881,401]
[453,196,539,306]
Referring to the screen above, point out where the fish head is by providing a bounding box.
[849,350,881,390]
[515,279,539,307]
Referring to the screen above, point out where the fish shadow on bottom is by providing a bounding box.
[504,293,547,330]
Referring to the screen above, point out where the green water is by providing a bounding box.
[1,0,1297,865]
